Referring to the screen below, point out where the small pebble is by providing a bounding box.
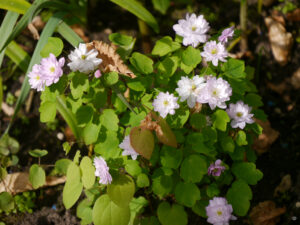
[291,216,297,221]
[296,202,300,208]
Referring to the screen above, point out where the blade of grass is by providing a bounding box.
[56,22,83,47]
[0,76,2,110]
[5,12,66,133]
[0,0,31,14]
[0,0,70,53]
[56,95,81,141]
[110,0,159,33]
[5,41,31,72]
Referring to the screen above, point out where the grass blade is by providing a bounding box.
[56,22,83,47]
[0,0,31,14]
[56,95,81,140]
[5,12,66,133]
[5,41,31,72]
[110,0,159,33]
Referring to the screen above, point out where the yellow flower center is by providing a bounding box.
[50,67,55,73]
[191,84,197,91]
[212,89,218,96]
[211,48,217,54]
[191,26,197,31]
[81,55,87,60]
[36,75,40,80]
[236,112,243,117]
[217,210,223,216]
[163,100,169,106]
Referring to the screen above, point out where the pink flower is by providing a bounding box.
[28,64,45,92]
[119,135,139,160]
[94,69,102,78]
[206,197,237,225]
[201,41,228,66]
[218,26,234,44]
[93,156,112,185]
[208,159,226,177]
[40,53,65,86]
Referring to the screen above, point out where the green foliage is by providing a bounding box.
[0,192,15,212]
[152,36,180,56]
[0,134,19,156]
[157,202,188,225]
[175,182,201,207]
[232,162,263,185]
[152,0,170,14]
[29,164,46,189]
[130,52,153,74]
[92,194,130,225]
[213,109,230,131]
[222,58,245,79]
[180,155,207,183]
[80,156,96,189]
[29,149,48,158]
[160,146,183,169]
[40,37,63,57]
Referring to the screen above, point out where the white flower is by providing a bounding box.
[201,41,228,66]
[218,26,234,44]
[68,43,102,73]
[198,76,232,110]
[226,101,254,129]
[152,92,179,118]
[173,13,210,47]
[28,64,45,92]
[93,156,112,185]
[119,135,139,160]
[176,75,206,108]
[206,197,237,225]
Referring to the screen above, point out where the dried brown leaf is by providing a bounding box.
[249,201,286,225]
[0,172,66,195]
[86,41,136,78]
[253,119,279,154]
[274,174,292,197]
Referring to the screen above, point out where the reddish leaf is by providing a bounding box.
[130,127,154,160]
[156,117,177,148]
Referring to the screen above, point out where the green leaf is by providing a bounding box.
[29,149,48,158]
[141,216,160,225]
[56,21,83,47]
[180,155,207,183]
[236,130,248,146]
[83,123,100,145]
[107,174,135,208]
[127,79,146,92]
[110,0,159,33]
[130,127,154,160]
[220,136,235,153]
[0,0,30,14]
[181,46,201,68]
[174,182,200,207]
[157,202,188,225]
[94,130,120,158]
[167,108,189,129]
[160,146,183,169]
[157,56,178,77]
[109,33,133,46]
[222,58,246,79]
[77,199,93,224]
[189,113,207,130]
[0,134,19,155]
[104,72,119,86]
[76,105,94,127]
[70,72,89,99]
[232,162,263,185]
[40,37,63,57]
[152,169,173,197]
[186,133,216,157]
[39,101,56,123]
[152,36,180,57]
[125,160,142,177]
[206,183,220,198]
[192,200,209,218]
[63,162,83,209]
[29,164,46,189]
[93,194,130,225]
[80,156,96,189]
[137,173,150,187]
[129,197,148,225]
[152,0,170,14]
[226,180,252,216]
[100,109,119,131]
[5,41,31,72]
[55,159,72,175]
[0,192,14,212]
[130,52,153,74]
[213,109,230,131]
[245,93,263,107]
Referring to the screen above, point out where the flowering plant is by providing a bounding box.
[28,13,264,225]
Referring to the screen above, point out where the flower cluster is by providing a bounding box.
[208,159,226,177]
[28,53,65,91]
[206,197,236,225]
[93,156,112,185]
[173,14,234,67]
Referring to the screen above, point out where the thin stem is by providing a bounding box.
[240,0,248,52]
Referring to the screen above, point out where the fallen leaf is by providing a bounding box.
[0,172,66,195]
[253,119,279,154]
[274,174,292,197]
[290,68,300,89]
[249,201,286,225]
[265,17,293,66]
[287,8,300,22]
